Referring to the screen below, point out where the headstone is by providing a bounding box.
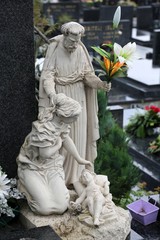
[99,5,117,21]
[82,20,131,50]
[107,105,124,128]
[136,6,153,31]
[99,5,134,28]
[83,8,100,22]
[0,1,36,177]
[42,2,80,23]
[152,29,160,67]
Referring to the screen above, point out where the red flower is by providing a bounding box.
[145,106,150,110]
[145,105,160,113]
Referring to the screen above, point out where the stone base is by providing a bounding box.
[20,201,131,240]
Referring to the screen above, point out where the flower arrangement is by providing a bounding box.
[92,6,137,83]
[0,167,24,219]
[148,134,160,154]
[125,105,160,138]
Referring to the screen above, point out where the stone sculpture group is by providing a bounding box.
[17,22,131,237]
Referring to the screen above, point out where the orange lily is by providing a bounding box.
[103,57,111,74]
[110,61,124,76]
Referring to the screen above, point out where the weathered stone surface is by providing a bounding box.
[20,202,131,240]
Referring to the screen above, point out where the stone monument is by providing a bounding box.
[18,21,131,239]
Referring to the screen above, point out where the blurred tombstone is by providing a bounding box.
[99,5,134,28]
[82,20,131,51]
[136,6,153,31]
[0,1,36,177]
[42,2,80,23]
[152,29,160,67]
[83,8,100,22]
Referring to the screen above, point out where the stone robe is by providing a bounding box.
[39,35,102,185]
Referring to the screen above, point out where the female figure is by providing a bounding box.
[17,93,91,215]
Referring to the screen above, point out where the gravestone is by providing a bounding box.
[82,20,131,50]
[136,6,153,31]
[0,1,36,177]
[99,5,134,28]
[42,2,80,23]
[152,29,160,67]
[83,8,100,22]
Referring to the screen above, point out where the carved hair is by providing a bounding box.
[56,93,81,117]
[38,93,82,122]
[61,22,85,36]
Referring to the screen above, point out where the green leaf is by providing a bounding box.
[91,46,111,59]
[93,57,106,71]
[112,69,127,78]
[102,43,113,50]
[136,124,145,138]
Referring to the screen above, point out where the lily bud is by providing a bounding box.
[113,6,121,29]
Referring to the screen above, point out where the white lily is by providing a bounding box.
[0,170,10,199]
[113,6,121,29]
[114,42,137,67]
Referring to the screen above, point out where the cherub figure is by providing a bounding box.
[71,169,110,226]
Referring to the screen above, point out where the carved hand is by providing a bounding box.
[100,81,112,92]
[77,158,93,167]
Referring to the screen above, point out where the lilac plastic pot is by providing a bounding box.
[127,199,159,225]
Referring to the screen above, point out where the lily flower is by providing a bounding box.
[113,6,121,29]
[114,42,136,67]
[110,62,125,76]
[0,170,10,199]
[103,57,111,74]
[104,57,125,77]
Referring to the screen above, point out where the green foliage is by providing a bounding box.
[34,0,57,59]
[125,109,160,138]
[148,134,160,154]
[95,91,140,202]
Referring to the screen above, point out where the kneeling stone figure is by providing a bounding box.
[17,93,91,215]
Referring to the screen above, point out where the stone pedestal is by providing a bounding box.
[20,202,131,240]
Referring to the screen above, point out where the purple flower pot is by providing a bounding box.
[127,199,159,225]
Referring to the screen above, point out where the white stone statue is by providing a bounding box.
[16,93,92,215]
[39,21,111,186]
[70,169,115,226]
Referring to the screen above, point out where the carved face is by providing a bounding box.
[63,33,81,53]
[81,171,93,184]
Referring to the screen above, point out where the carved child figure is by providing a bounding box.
[71,169,107,226]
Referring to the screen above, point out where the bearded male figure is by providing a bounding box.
[39,21,111,186]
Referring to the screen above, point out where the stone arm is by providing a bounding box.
[63,135,92,167]
[84,72,111,92]
[40,69,56,105]
[75,190,86,205]
[39,42,58,106]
